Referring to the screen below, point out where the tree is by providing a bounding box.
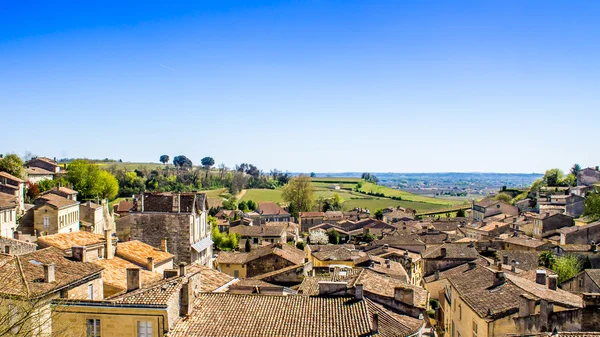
[494,192,513,204]
[94,170,119,200]
[456,208,466,217]
[310,172,316,178]
[543,168,564,187]
[173,155,192,169]
[0,154,24,179]
[282,176,315,212]
[539,251,557,268]
[159,155,170,165]
[245,239,252,252]
[570,163,582,176]
[287,203,299,219]
[562,173,577,187]
[25,182,39,202]
[328,230,340,245]
[309,230,329,245]
[66,159,119,200]
[238,201,248,212]
[529,179,543,192]
[201,157,215,169]
[222,198,237,210]
[246,200,257,211]
[296,242,305,250]
[374,209,384,220]
[552,254,582,284]
[583,192,600,221]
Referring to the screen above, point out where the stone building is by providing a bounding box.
[255,202,290,224]
[116,192,212,266]
[532,212,574,239]
[561,269,600,294]
[25,157,62,174]
[0,196,18,238]
[298,212,325,232]
[558,221,600,245]
[421,243,479,276]
[33,194,80,235]
[0,171,24,214]
[0,236,37,255]
[472,198,518,222]
[577,167,600,186]
[79,200,106,234]
[216,242,305,278]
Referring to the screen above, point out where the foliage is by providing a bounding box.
[238,200,248,212]
[494,192,513,204]
[361,173,379,184]
[328,230,340,244]
[201,157,215,169]
[288,202,299,219]
[374,209,384,220]
[296,241,306,250]
[542,168,564,187]
[66,159,119,200]
[310,172,316,178]
[570,163,582,176]
[0,154,24,179]
[222,197,237,210]
[246,200,257,211]
[539,251,557,268]
[159,155,170,165]
[211,217,240,251]
[282,175,315,212]
[562,173,577,187]
[173,155,192,169]
[353,229,377,243]
[456,208,466,217]
[245,239,252,252]
[529,179,543,192]
[25,182,39,202]
[552,254,582,284]
[309,230,329,245]
[583,192,600,222]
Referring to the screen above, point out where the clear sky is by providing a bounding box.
[1,1,598,173]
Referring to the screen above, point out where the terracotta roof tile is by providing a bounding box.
[257,202,289,216]
[217,243,304,265]
[422,243,479,259]
[0,171,24,183]
[25,167,54,175]
[229,225,285,237]
[116,240,174,266]
[37,231,110,251]
[92,257,162,293]
[36,194,78,208]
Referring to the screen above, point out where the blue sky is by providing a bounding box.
[1,1,598,173]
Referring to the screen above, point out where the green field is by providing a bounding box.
[357,181,460,206]
[240,189,284,203]
[199,188,228,198]
[343,198,443,211]
[95,161,166,171]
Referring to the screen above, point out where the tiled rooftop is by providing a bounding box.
[37,231,109,251]
[116,240,174,266]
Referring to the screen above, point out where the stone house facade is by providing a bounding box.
[532,213,574,239]
[117,192,212,266]
[561,269,600,294]
[0,197,18,238]
[472,199,518,222]
[577,167,600,187]
[33,194,80,235]
[0,171,24,214]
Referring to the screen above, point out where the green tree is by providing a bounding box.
[529,178,543,192]
[0,154,25,178]
[66,159,119,200]
[539,251,556,268]
[543,168,564,187]
[238,200,248,212]
[494,192,513,204]
[562,173,577,187]
[296,241,305,250]
[374,209,384,220]
[287,202,299,219]
[173,155,192,169]
[201,157,215,169]
[94,170,119,200]
[552,254,582,284]
[328,230,340,244]
[282,176,315,212]
[222,198,237,210]
[582,192,600,221]
[159,155,170,165]
[246,200,257,211]
[570,163,582,176]
[245,239,252,252]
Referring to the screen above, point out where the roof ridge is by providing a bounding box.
[15,255,31,297]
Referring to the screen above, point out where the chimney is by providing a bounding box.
[519,294,536,317]
[385,259,391,269]
[104,229,114,259]
[468,261,476,270]
[497,262,503,271]
[536,270,547,285]
[72,246,87,262]
[511,261,519,273]
[394,287,414,306]
[179,262,187,277]
[4,245,10,255]
[434,270,440,281]
[503,255,509,265]
[147,257,154,271]
[164,269,179,279]
[172,193,181,213]
[548,274,558,290]
[160,238,168,253]
[179,280,194,317]
[43,263,55,283]
[355,284,364,300]
[383,244,389,251]
[493,271,506,287]
[126,268,142,292]
[440,247,447,257]
[372,313,379,334]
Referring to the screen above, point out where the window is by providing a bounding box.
[88,284,94,300]
[137,321,152,337]
[87,319,101,337]
[43,217,50,228]
[472,321,478,337]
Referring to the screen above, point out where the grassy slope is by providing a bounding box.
[357,181,461,205]
[240,189,284,203]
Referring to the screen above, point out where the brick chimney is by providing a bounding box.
[147,257,154,272]
[72,246,87,262]
[355,284,364,300]
[160,238,168,253]
[104,229,114,259]
[126,268,142,292]
[536,270,547,285]
[372,313,379,334]
[548,274,558,290]
[43,263,55,283]
[394,287,414,306]
[179,280,194,317]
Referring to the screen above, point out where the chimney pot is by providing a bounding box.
[126,268,142,292]
[503,255,509,265]
[179,262,187,277]
[512,261,519,273]
[536,270,547,285]
[147,257,154,271]
[372,313,379,334]
[548,274,558,290]
[355,284,364,300]
[43,263,55,283]
[494,271,506,287]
